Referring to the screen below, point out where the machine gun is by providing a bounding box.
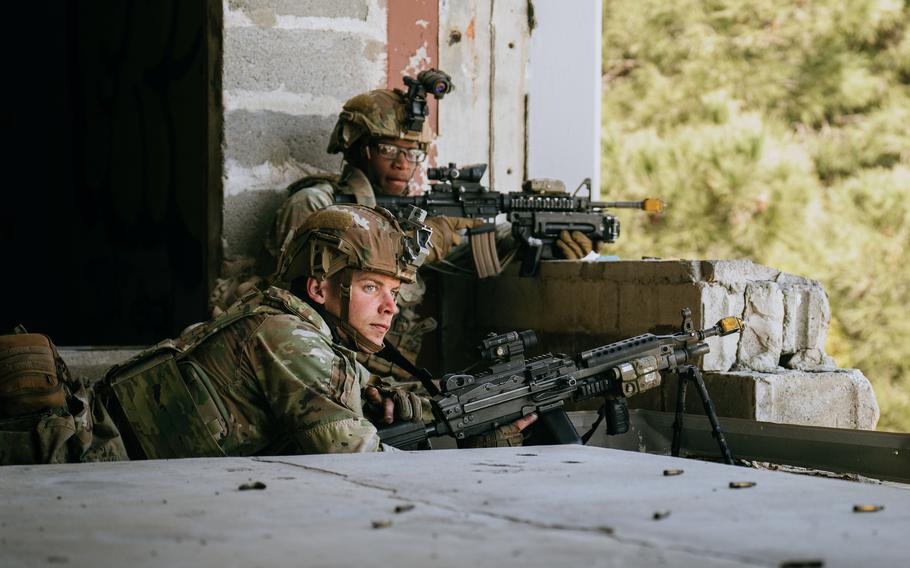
[378,309,744,464]
[335,163,662,277]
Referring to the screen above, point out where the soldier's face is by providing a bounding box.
[307,270,401,345]
[365,138,420,196]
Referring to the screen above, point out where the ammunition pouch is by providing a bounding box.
[104,343,231,460]
[0,333,68,419]
[103,287,311,460]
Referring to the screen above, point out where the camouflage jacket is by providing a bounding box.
[110,287,382,457]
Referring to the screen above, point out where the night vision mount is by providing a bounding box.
[401,68,454,133]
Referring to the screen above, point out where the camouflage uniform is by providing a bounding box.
[108,286,382,459]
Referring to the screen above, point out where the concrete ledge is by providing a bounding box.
[227,0,370,21]
[58,348,144,382]
[3,446,908,567]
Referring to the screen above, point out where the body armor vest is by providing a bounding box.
[102,288,311,460]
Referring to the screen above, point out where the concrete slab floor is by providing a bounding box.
[1,446,907,568]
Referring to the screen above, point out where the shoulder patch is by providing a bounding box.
[301,209,352,232]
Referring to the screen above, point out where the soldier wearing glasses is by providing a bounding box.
[239,74,482,368]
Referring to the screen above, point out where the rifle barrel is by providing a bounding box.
[593,198,664,212]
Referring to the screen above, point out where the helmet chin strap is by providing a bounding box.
[299,269,384,355]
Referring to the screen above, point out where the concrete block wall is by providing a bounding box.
[220,0,532,277]
[454,259,879,429]
[222,0,387,266]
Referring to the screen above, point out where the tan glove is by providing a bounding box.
[364,385,434,424]
[424,216,484,263]
[458,413,538,448]
[392,389,434,423]
[555,230,594,260]
[459,423,524,448]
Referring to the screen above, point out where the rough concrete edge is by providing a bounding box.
[718,367,880,430]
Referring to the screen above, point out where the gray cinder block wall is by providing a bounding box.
[221,0,388,274]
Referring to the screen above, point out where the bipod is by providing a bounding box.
[671,365,734,465]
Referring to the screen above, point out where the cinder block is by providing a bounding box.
[700,259,781,284]
[225,110,339,172]
[778,275,833,370]
[476,272,619,335]
[476,272,546,331]
[58,348,143,383]
[223,189,288,258]
[572,280,620,332]
[224,29,385,96]
[537,259,703,284]
[621,260,702,284]
[228,0,370,20]
[598,260,702,284]
[224,157,328,198]
[784,348,836,371]
[617,283,702,337]
[632,371,757,420]
[636,369,879,430]
[699,282,746,372]
[537,260,584,280]
[752,369,880,429]
[737,281,784,372]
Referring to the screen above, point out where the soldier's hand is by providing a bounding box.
[424,216,484,263]
[391,389,434,423]
[364,386,433,424]
[555,230,594,260]
[459,413,538,448]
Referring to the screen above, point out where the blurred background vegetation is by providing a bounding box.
[600,0,909,431]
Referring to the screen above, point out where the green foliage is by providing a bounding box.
[602,0,910,431]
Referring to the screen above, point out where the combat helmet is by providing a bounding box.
[276,204,431,285]
[275,204,433,353]
[327,90,429,154]
[327,69,454,155]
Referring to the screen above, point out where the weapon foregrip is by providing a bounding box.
[604,397,630,435]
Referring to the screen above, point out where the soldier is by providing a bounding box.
[211,76,484,368]
[0,205,533,465]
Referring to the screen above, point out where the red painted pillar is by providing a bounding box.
[387,0,440,133]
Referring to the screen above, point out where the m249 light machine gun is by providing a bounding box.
[336,163,663,277]
[379,309,744,464]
